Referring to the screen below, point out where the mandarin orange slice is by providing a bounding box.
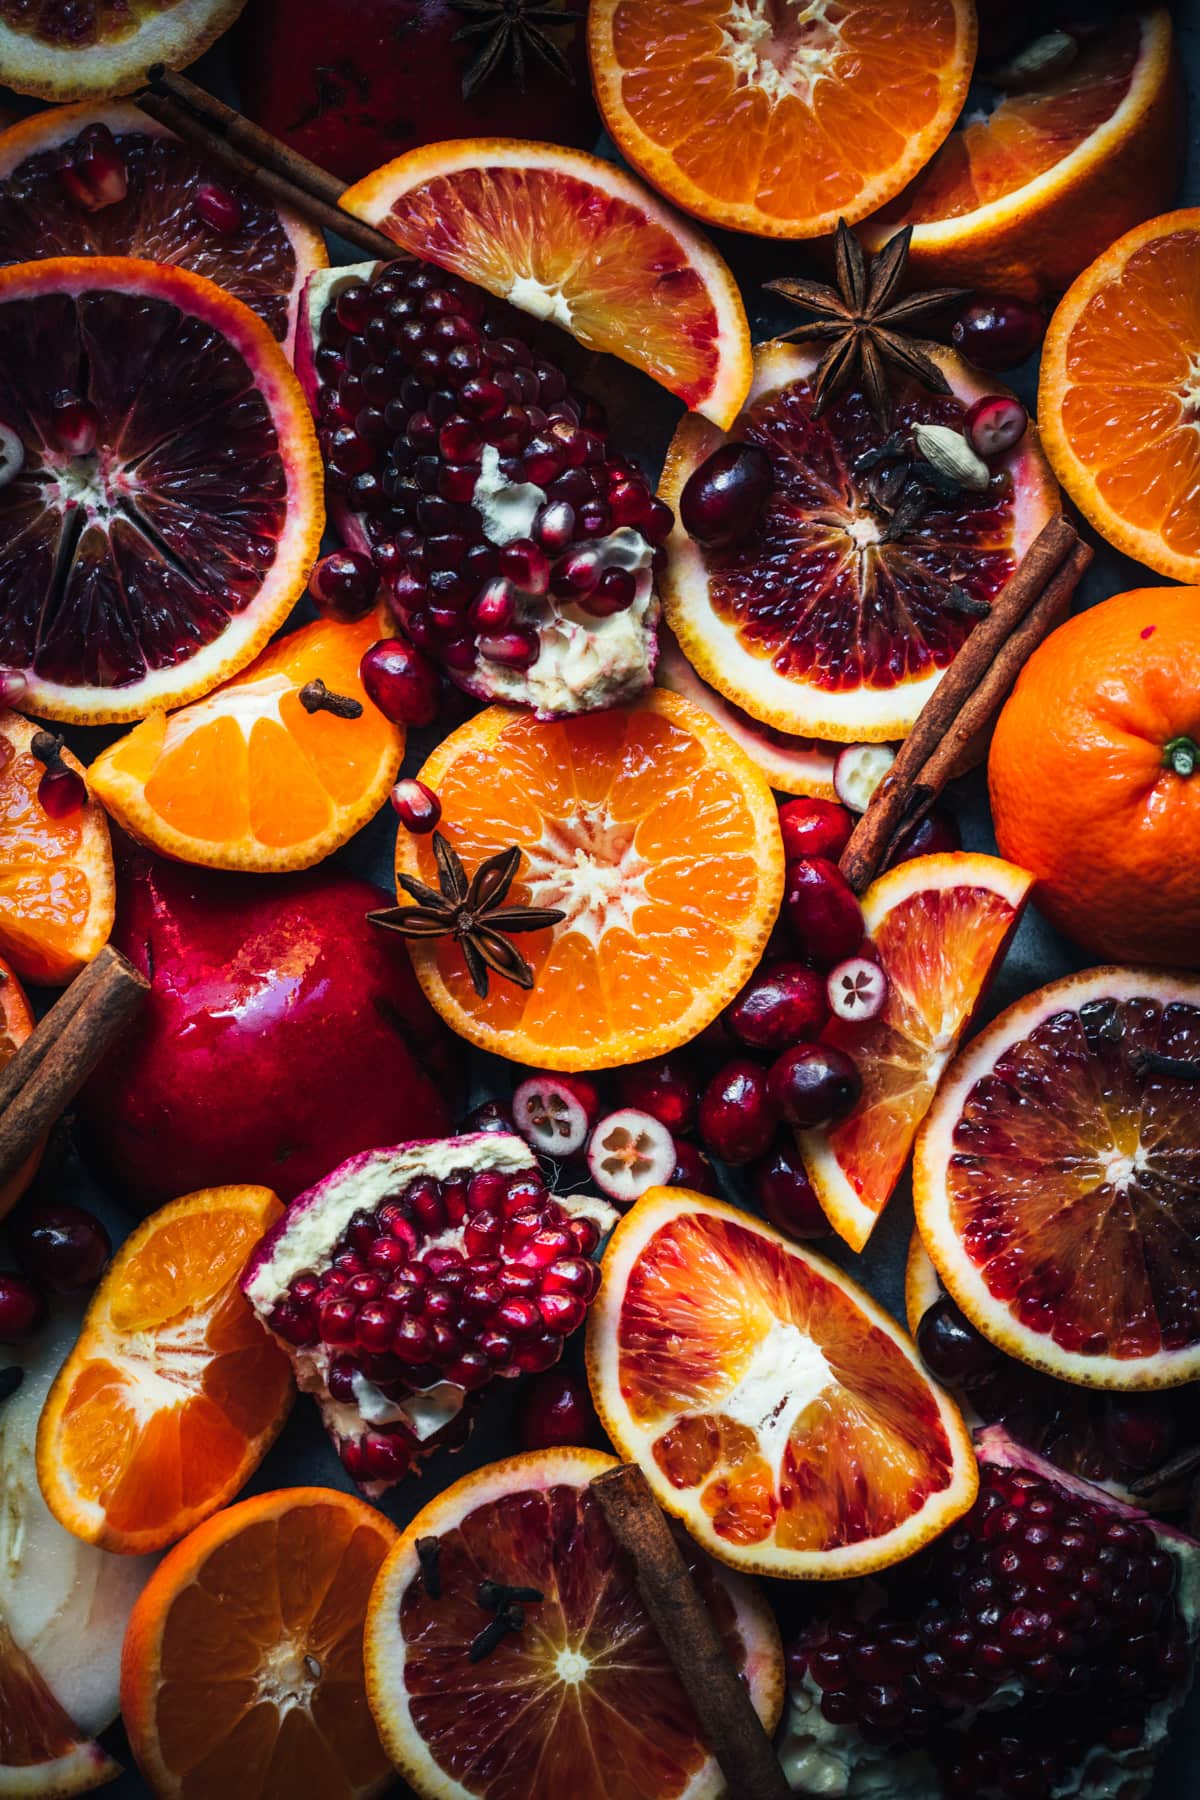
[88,612,402,874]
[121,1487,396,1800]
[363,1447,783,1800]
[0,950,40,1215]
[587,1190,977,1578]
[37,1186,293,1555]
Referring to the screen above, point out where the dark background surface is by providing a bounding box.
[2,4,1198,1794]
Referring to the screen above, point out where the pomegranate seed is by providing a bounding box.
[499,538,550,595]
[480,1327,515,1364]
[478,626,539,669]
[767,1043,861,1129]
[309,549,377,621]
[552,549,601,597]
[586,1109,676,1204]
[357,1300,400,1351]
[31,731,86,819]
[446,1350,491,1389]
[0,665,27,705]
[532,499,575,551]
[469,576,518,634]
[537,1291,586,1335]
[827,956,889,1022]
[833,743,896,813]
[784,858,865,970]
[362,1430,413,1480]
[318,1296,359,1345]
[327,1357,357,1402]
[539,1257,598,1299]
[57,123,128,211]
[392,1315,434,1363]
[512,1331,563,1373]
[464,1097,517,1136]
[679,441,772,548]
[497,1297,540,1335]
[195,181,243,234]
[567,1215,601,1256]
[269,1300,316,1346]
[579,567,636,616]
[698,1061,777,1164]
[965,395,1029,459]
[390,778,441,833]
[50,390,98,456]
[464,1212,502,1257]
[517,1369,601,1450]
[726,963,830,1052]
[511,1073,599,1158]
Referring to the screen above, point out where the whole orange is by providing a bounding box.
[989,587,1200,966]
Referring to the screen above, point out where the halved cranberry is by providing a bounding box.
[511,1073,600,1159]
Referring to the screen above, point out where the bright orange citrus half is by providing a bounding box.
[587,1189,977,1578]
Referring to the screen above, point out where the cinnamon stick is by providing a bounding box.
[592,1463,791,1800]
[839,513,1081,892]
[0,947,148,1192]
[146,65,349,209]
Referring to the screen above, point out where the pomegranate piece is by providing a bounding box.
[615,1057,699,1134]
[698,1060,778,1165]
[517,1368,603,1452]
[9,1203,110,1294]
[783,857,865,969]
[243,1131,615,1494]
[950,294,1046,371]
[586,1109,676,1205]
[832,743,895,813]
[726,962,829,1053]
[777,796,854,863]
[512,1073,600,1159]
[678,440,773,549]
[752,1136,828,1240]
[767,1043,861,1130]
[826,956,889,1023]
[56,123,128,212]
[390,779,441,834]
[965,395,1029,460]
[0,1273,45,1343]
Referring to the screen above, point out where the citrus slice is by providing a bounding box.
[1037,209,1200,585]
[587,1189,977,1578]
[340,140,752,429]
[37,1185,294,1554]
[861,7,1183,297]
[121,1487,396,1800]
[0,951,40,1214]
[587,0,976,239]
[0,256,323,724]
[798,852,1033,1253]
[394,689,785,1070]
[914,967,1200,1391]
[0,1618,119,1798]
[0,709,114,986]
[364,1446,784,1800]
[88,612,402,874]
[0,101,326,356]
[658,341,1059,742]
[0,0,247,102]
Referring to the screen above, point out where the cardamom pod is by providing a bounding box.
[912,423,991,494]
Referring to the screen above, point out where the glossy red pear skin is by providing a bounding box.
[78,844,459,1209]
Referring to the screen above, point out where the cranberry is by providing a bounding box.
[767,1043,861,1129]
[951,295,1046,371]
[753,1136,827,1238]
[965,395,1028,460]
[678,441,773,549]
[390,778,441,833]
[517,1368,603,1451]
[916,1296,999,1390]
[777,797,854,863]
[615,1058,698,1134]
[0,1272,45,1342]
[462,1098,517,1136]
[194,181,243,235]
[10,1203,110,1294]
[886,804,963,866]
[698,1060,778,1164]
[726,962,829,1052]
[783,858,864,969]
[309,548,378,621]
[669,1139,720,1196]
[360,637,440,727]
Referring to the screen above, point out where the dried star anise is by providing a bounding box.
[765,221,965,426]
[450,0,577,100]
[368,831,563,999]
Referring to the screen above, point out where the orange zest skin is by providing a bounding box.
[37,1186,294,1555]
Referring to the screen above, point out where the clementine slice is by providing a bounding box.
[862,6,1183,297]
[37,1186,294,1555]
[587,1190,977,1578]
[121,1487,396,1800]
[1038,209,1200,585]
[0,951,40,1216]
[393,689,785,1070]
[89,612,402,874]
[0,1618,119,1797]
[340,140,752,429]
[588,0,976,239]
[915,967,1200,1392]
[364,1447,784,1800]
[0,710,114,987]
[798,852,1033,1253]
[0,0,247,102]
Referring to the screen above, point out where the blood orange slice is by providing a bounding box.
[0,102,327,356]
[587,1190,977,1578]
[363,1447,784,1800]
[340,140,752,429]
[799,852,1033,1253]
[914,967,1200,1391]
[0,0,247,102]
[658,341,1059,742]
[0,1618,119,1796]
[0,257,323,724]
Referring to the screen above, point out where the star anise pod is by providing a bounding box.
[450,0,578,100]
[764,220,966,426]
[368,832,564,999]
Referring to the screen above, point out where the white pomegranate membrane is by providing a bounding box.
[243,1133,614,1493]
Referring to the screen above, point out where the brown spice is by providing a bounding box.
[298,679,363,719]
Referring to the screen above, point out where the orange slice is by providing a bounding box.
[0,710,114,987]
[0,0,247,102]
[862,7,1183,297]
[1038,208,1200,585]
[798,852,1033,1253]
[587,0,976,239]
[364,1447,784,1800]
[0,1618,119,1798]
[0,951,40,1216]
[340,140,751,429]
[121,1487,396,1800]
[915,967,1200,1391]
[394,689,785,1071]
[587,1189,977,1578]
[89,612,402,874]
[37,1186,294,1555]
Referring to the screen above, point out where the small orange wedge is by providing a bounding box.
[88,612,402,873]
[37,1186,293,1556]
[0,1617,119,1797]
[0,951,41,1216]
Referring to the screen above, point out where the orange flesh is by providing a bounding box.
[399,1480,749,1799]
[617,1212,957,1551]
[0,1617,90,1768]
[0,726,98,971]
[947,995,1200,1359]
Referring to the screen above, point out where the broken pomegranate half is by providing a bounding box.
[295,260,667,719]
[242,1131,615,1495]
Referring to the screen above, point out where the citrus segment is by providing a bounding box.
[658,342,1059,741]
[587,1191,976,1577]
[0,0,247,102]
[915,968,1200,1390]
[395,690,784,1070]
[37,1186,294,1554]
[862,7,1184,296]
[0,710,114,986]
[120,1487,396,1800]
[1038,209,1200,584]
[364,1447,784,1800]
[0,951,40,1214]
[89,612,403,873]
[0,256,323,724]
[588,0,976,239]
[799,853,1033,1252]
[0,1617,119,1797]
[340,140,752,428]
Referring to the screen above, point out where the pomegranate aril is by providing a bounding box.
[580,566,636,616]
[318,1296,359,1345]
[478,627,539,669]
[513,1332,563,1374]
[533,499,575,551]
[406,1178,445,1231]
[518,1368,601,1451]
[537,1291,586,1335]
[498,1296,541,1335]
[499,538,550,594]
[57,123,128,212]
[539,1257,598,1300]
[309,548,377,621]
[35,751,87,820]
[552,549,601,598]
[50,390,98,457]
[469,577,517,634]
[391,778,441,834]
[567,1216,601,1256]
[195,181,243,235]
